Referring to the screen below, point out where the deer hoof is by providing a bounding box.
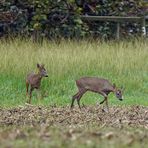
[102,108,109,113]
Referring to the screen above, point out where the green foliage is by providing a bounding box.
[0,0,146,39]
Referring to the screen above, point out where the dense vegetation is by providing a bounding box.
[0,0,147,39]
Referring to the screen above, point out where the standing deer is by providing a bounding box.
[26,64,48,103]
[71,77,123,111]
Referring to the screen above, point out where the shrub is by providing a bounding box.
[0,0,146,39]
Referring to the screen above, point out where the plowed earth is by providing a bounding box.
[0,105,148,148]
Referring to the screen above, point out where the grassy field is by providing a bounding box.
[0,38,147,107]
[0,38,148,148]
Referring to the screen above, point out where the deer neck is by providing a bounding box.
[37,73,43,80]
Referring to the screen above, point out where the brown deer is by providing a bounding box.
[26,64,48,103]
[71,77,123,111]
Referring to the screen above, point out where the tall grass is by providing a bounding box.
[0,38,147,107]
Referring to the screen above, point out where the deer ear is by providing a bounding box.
[113,83,116,89]
[37,63,40,68]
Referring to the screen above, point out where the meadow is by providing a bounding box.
[0,38,148,148]
[0,38,147,107]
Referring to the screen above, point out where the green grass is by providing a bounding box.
[0,38,147,107]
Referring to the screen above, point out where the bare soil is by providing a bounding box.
[0,105,147,127]
[0,105,148,148]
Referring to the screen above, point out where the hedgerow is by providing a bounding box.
[0,0,146,39]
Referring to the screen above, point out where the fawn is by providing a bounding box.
[71,77,123,111]
[26,64,48,103]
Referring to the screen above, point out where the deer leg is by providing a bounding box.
[71,98,75,109]
[98,93,109,112]
[71,92,80,109]
[101,97,109,112]
[99,92,107,104]
[100,99,105,104]
[77,89,86,110]
[28,87,34,104]
[72,92,79,99]
[77,99,81,110]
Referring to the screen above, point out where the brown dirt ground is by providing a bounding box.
[0,105,148,148]
[0,105,147,128]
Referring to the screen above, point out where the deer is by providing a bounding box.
[26,64,48,104]
[71,77,124,111]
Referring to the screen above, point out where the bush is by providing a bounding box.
[0,0,146,39]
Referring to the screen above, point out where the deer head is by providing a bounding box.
[113,84,124,101]
[37,63,48,77]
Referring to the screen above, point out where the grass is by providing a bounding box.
[0,38,147,107]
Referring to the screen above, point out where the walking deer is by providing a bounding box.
[71,77,123,111]
[26,64,48,103]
